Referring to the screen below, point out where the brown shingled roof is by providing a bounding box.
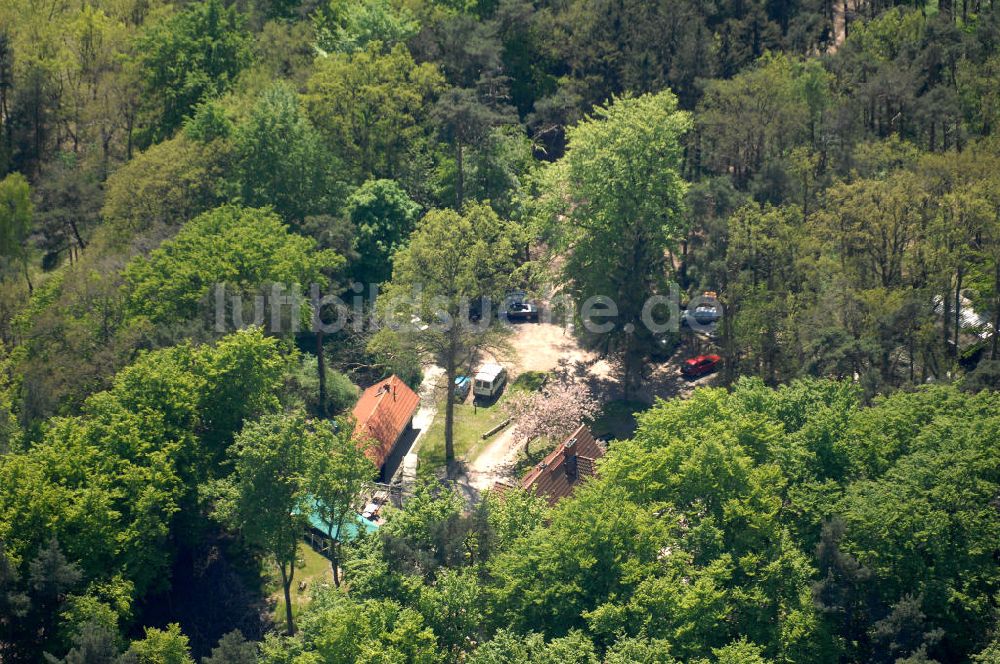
[520,424,604,505]
[352,375,420,469]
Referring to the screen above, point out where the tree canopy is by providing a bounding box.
[546,91,690,394]
[3,0,1000,660]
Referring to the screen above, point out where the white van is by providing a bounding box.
[473,363,507,398]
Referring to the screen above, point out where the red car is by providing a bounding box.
[681,354,721,377]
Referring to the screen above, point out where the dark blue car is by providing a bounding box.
[454,376,471,401]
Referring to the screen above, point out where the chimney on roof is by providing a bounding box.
[564,438,578,481]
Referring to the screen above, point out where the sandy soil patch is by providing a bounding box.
[506,322,596,375]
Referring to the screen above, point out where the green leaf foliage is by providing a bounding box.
[123,205,343,327]
[345,178,421,285]
[135,0,253,144]
[0,328,286,651]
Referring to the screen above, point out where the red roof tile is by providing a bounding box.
[352,375,420,469]
[520,424,604,505]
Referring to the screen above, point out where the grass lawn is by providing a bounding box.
[418,397,510,472]
[510,370,550,392]
[265,542,334,631]
[511,436,556,477]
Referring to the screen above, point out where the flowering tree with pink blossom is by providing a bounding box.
[504,378,599,453]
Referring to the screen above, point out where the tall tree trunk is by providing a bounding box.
[992,260,1000,360]
[101,130,113,180]
[279,563,295,636]
[327,521,342,587]
[722,297,738,384]
[455,141,464,210]
[444,356,457,472]
[942,282,952,355]
[909,334,915,384]
[623,334,634,400]
[316,330,327,418]
[331,541,341,587]
[69,219,86,251]
[802,170,810,223]
[679,239,689,288]
[126,114,134,161]
[954,266,964,358]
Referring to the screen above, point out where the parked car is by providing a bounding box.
[473,363,508,398]
[504,290,539,322]
[696,305,723,324]
[683,303,722,326]
[454,376,471,401]
[681,354,721,378]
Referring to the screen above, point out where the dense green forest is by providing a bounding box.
[2,0,1000,661]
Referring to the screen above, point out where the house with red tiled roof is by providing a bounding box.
[352,375,420,473]
[518,424,604,505]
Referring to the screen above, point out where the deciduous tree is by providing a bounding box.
[503,379,598,453]
[546,91,690,397]
[123,205,342,329]
[215,412,317,635]
[0,172,33,292]
[305,43,444,183]
[134,0,252,144]
[235,84,340,226]
[376,203,521,471]
[305,418,375,587]
[344,179,421,286]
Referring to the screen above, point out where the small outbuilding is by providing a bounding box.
[518,424,605,505]
[352,375,420,471]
